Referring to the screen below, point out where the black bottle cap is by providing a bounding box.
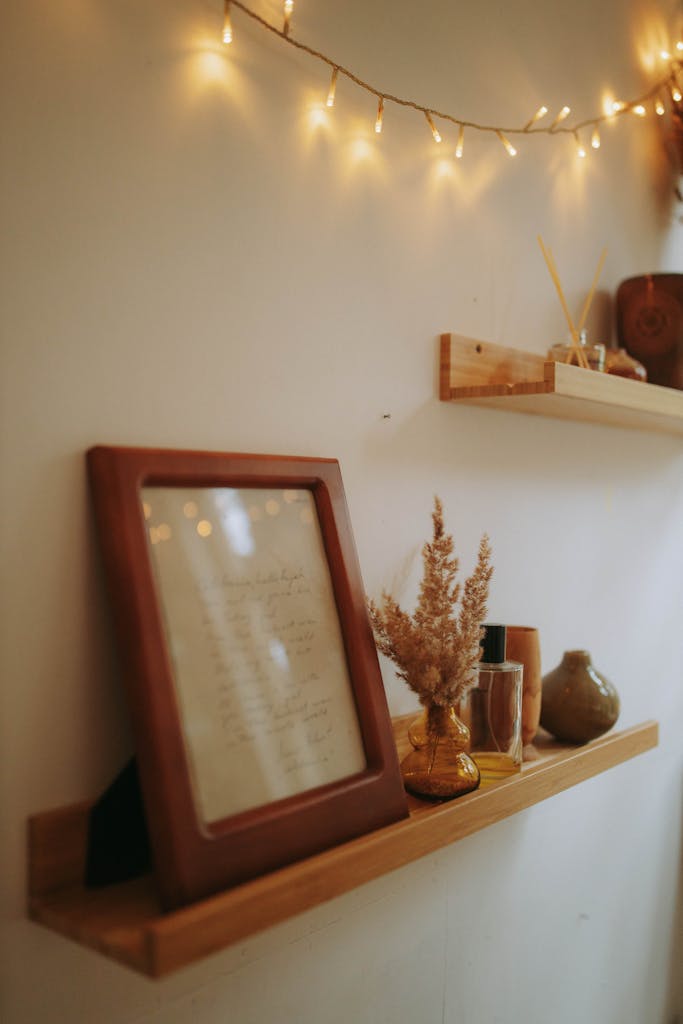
[480,623,506,664]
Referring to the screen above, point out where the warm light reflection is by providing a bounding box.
[265,499,281,517]
[187,36,248,103]
[455,124,464,158]
[308,103,329,130]
[157,523,172,541]
[183,501,199,518]
[142,502,152,520]
[197,520,213,537]
[349,135,375,165]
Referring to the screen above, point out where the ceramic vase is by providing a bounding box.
[541,650,619,744]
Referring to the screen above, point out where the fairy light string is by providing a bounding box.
[224,0,683,157]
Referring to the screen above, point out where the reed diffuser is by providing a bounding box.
[538,236,608,371]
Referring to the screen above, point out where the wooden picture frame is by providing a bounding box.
[87,446,407,910]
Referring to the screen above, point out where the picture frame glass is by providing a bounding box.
[141,484,367,825]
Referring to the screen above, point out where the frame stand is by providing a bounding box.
[85,758,151,887]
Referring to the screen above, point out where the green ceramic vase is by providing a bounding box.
[540,650,620,744]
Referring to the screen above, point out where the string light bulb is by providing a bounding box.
[283,0,293,36]
[632,103,646,116]
[677,41,683,52]
[455,123,465,158]
[672,83,682,103]
[222,0,233,44]
[611,100,626,114]
[375,96,384,134]
[655,96,666,115]
[496,130,517,156]
[549,105,571,130]
[591,125,600,149]
[574,132,586,158]
[424,111,441,143]
[524,105,548,130]
[326,67,338,108]
[661,49,672,60]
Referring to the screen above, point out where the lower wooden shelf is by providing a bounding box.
[28,717,658,978]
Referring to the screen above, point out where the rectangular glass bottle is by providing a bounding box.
[458,624,523,785]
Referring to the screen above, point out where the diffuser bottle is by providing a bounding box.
[459,624,523,785]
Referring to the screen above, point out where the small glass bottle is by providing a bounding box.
[458,624,523,785]
[548,330,606,372]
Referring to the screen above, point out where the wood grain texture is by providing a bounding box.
[27,717,658,977]
[440,333,683,436]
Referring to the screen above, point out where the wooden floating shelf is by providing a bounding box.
[28,717,658,978]
[440,333,683,436]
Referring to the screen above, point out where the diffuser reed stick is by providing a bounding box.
[537,236,589,369]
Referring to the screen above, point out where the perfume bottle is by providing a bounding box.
[459,624,523,785]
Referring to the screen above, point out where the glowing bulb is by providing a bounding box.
[677,41,683,52]
[283,0,293,35]
[326,67,338,108]
[672,84,682,102]
[655,97,666,115]
[424,112,441,143]
[222,0,232,44]
[632,104,646,116]
[574,133,586,158]
[591,125,601,149]
[455,124,464,158]
[496,130,517,156]
[661,49,672,60]
[549,105,571,130]
[611,100,626,113]
[375,96,384,134]
[524,105,548,130]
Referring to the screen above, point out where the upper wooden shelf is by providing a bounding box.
[440,334,683,436]
[28,716,658,977]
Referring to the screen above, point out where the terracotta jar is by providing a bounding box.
[541,650,619,744]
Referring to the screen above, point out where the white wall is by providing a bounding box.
[2,1,682,1021]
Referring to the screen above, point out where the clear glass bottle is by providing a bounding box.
[548,330,606,372]
[458,624,522,785]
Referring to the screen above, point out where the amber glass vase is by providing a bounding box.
[400,705,480,799]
